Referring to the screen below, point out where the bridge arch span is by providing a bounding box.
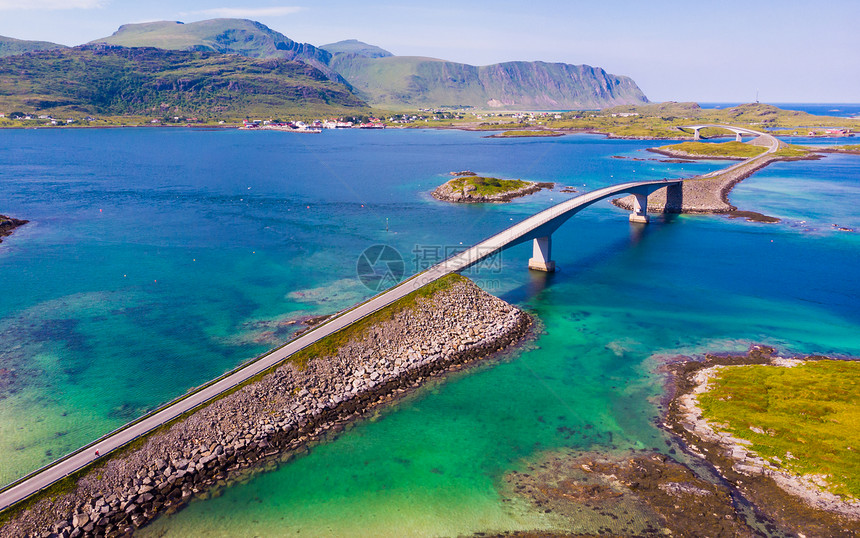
[437,179,682,273]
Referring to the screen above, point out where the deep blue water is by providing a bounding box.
[1,128,858,535]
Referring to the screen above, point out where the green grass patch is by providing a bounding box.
[287,273,465,367]
[496,130,559,137]
[662,141,767,158]
[697,360,860,499]
[773,144,813,158]
[447,176,530,196]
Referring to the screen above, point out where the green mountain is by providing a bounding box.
[6,21,648,114]
[0,35,66,57]
[92,19,345,83]
[327,49,648,110]
[320,40,393,59]
[0,45,367,119]
[94,21,647,110]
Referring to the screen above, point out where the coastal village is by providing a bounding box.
[240,118,386,132]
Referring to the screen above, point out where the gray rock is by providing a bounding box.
[71,514,88,528]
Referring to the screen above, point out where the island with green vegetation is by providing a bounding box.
[486,130,564,138]
[651,140,768,159]
[432,173,554,203]
[667,346,860,534]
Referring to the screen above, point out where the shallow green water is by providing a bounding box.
[145,221,860,536]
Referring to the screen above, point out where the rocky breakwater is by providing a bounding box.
[0,215,28,243]
[613,138,796,214]
[612,156,784,214]
[0,275,531,538]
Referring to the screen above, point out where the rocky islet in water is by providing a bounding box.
[0,215,27,243]
[432,173,554,203]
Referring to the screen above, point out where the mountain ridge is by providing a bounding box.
[92,19,346,85]
[0,35,67,57]
[1,21,649,113]
[320,40,393,59]
[91,22,648,109]
[0,45,368,119]
[327,51,647,110]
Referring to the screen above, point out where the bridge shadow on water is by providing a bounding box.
[495,217,674,306]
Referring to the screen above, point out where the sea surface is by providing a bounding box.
[0,127,858,535]
[700,102,860,118]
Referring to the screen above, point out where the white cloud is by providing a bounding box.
[194,6,304,18]
[0,0,104,9]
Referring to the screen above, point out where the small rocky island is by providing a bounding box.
[0,214,28,243]
[433,171,553,203]
[485,130,564,138]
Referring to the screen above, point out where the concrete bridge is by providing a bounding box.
[684,124,765,142]
[436,178,682,273]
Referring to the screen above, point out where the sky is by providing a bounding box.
[1,0,858,103]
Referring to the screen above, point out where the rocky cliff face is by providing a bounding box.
[328,53,648,110]
[91,23,649,110]
[2,277,530,538]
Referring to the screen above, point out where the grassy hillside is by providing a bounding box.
[320,39,393,58]
[328,54,648,110]
[92,19,345,83]
[0,35,66,57]
[0,45,368,120]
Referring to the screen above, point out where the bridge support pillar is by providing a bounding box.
[735,132,743,142]
[528,236,555,272]
[629,192,650,224]
[693,129,701,141]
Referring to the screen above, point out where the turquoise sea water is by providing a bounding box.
[1,128,859,535]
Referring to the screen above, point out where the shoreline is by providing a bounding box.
[0,215,28,244]
[0,276,533,537]
[663,346,860,535]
